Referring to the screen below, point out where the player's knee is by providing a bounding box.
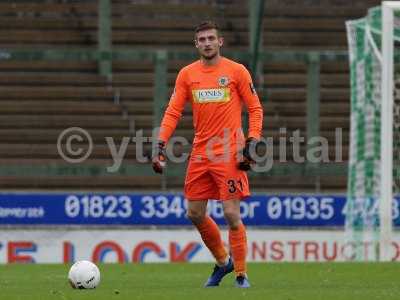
[223,210,241,229]
[186,209,205,225]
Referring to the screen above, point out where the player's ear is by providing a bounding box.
[218,37,224,47]
[194,38,199,48]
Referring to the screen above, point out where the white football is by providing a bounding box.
[68,260,100,289]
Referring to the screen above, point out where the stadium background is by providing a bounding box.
[0,0,393,265]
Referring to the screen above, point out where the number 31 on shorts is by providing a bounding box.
[227,179,244,193]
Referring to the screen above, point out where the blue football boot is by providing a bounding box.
[204,257,234,287]
[235,275,251,288]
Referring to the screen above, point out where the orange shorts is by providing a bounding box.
[184,153,250,201]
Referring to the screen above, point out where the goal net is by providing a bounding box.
[346,2,400,261]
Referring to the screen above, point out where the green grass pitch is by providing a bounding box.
[0,263,399,300]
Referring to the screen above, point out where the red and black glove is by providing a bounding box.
[238,138,259,171]
[152,140,167,174]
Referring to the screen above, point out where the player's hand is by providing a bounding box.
[238,138,258,171]
[152,140,167,174]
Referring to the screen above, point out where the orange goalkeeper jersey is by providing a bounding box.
[158,57,263,157]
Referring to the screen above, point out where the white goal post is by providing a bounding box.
[380,1,398,262]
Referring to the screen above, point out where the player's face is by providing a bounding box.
[195,29,223,60]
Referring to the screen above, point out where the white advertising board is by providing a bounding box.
[1,229,399,263]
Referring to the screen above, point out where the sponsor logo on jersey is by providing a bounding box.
[192,88,230,103]
[218,76,229,87]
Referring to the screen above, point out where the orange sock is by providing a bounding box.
[229,223,247,276]
[194,216,228,265]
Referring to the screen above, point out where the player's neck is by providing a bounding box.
[200,54,222,67]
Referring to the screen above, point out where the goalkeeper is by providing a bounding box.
[152,21,263,288]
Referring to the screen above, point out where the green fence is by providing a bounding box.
[0,48,348,180]
[0,0,349,189]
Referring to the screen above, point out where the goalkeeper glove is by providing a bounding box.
[152,140,167,174]
[238,137,258,171]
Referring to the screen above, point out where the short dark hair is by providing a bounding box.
[194,21,220,37]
